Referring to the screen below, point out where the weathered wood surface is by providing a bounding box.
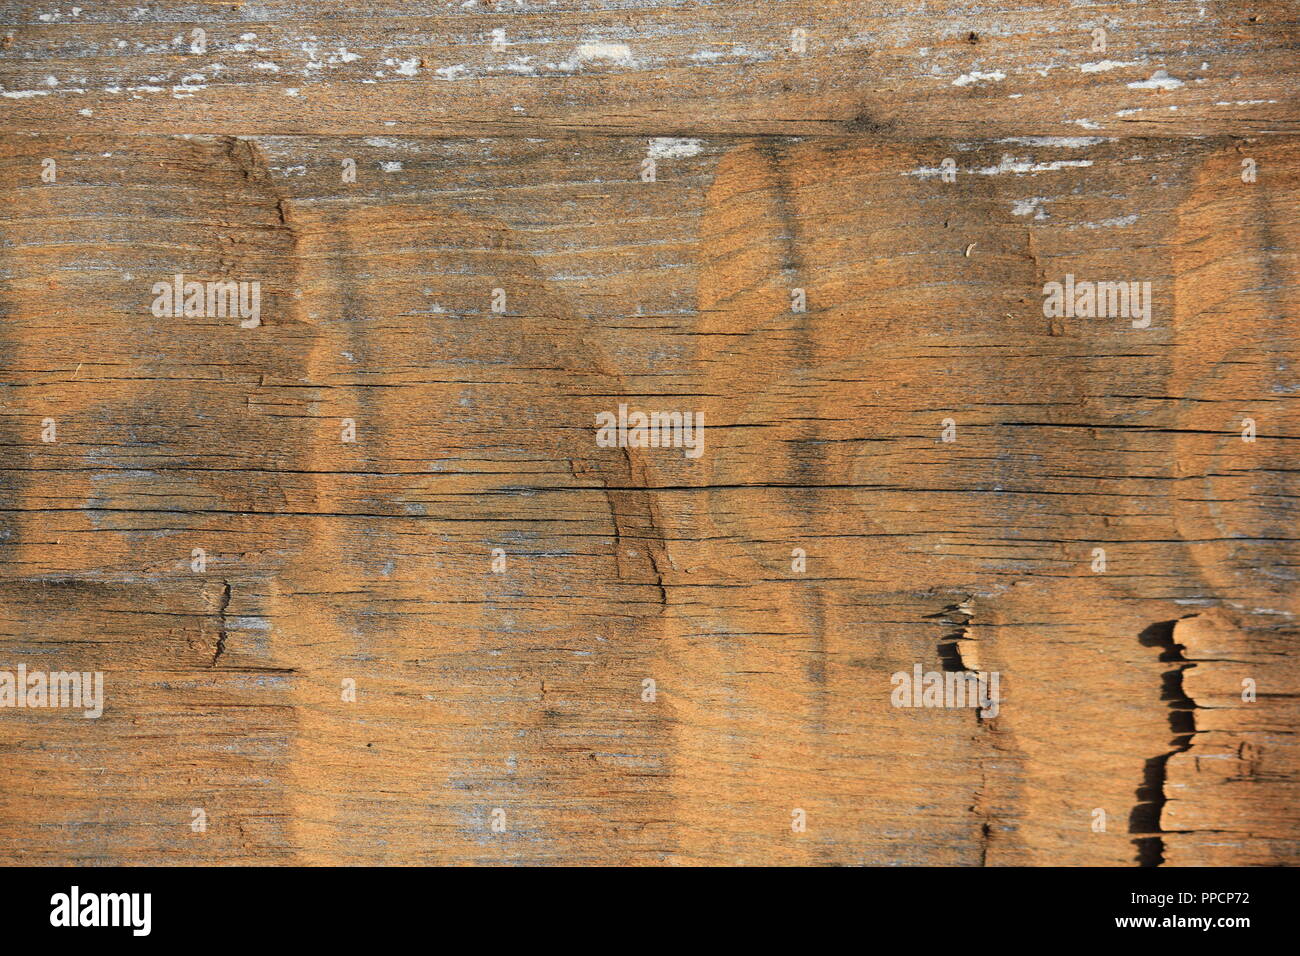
[1,0,1297,138]
[0,0,1297,866]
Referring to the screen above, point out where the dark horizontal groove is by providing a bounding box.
[0,466,540,477]
[1001,423,1300,438]
[171,667,298,675]
[0,506,570,519]
[0,481,1172,501]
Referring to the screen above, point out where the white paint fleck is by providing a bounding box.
[952,70,1005,87]
[1080,60,1139,73]
[379,161,403,172]
[395,58,419,76]
[648,137,703,159]
[575,42,634,64]
[1011,197,1049,219]
[436,64,466,80]
[1127,70,1184,90]
[906,155,1093,178]
[998,136,1107,148]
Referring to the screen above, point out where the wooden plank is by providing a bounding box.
[0,1,1296,138]
[0,1,1296,867]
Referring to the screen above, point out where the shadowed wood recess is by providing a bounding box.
[0,0,1297,866]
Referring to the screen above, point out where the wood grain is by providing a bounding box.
[0,0,1297,866]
